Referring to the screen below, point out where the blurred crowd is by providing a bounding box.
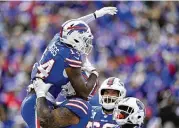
[0,1,179,128]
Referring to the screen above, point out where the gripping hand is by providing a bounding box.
[82,57,99,77]
[82,57,96,73]
[33,79,52,98]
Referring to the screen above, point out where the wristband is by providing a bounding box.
[36,92,46,98]
[93,12,97,19]
[91,70,99,77]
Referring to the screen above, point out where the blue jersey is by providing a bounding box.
[86,106,118,128]
[21,94,92,128]
[60,98,92,128]
[21,33,92,128]
[31,33,82,99]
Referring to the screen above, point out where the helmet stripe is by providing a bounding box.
[67,26,87,30]
[107,77,115,86]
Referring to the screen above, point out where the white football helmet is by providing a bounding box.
[99,77,126,110]
[60,19,93,55]
[113,97,145,127]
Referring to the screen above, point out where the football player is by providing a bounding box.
[21,7,118,128]
[32,77,92,128]
[113,97,146,128]
[86,77,127,128]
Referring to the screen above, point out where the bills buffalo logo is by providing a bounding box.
[67,23,88,35]
[107,77,115,86]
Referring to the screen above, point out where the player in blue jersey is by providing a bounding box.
[32,78,93,128]
[86,77,127,128]
[113,97,146,128]
[21,7,118,128]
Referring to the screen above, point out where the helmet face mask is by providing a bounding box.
[99,77,126,110]
[101,95,119,110]
[60,20,93,55]
[113,105,134,125]
[113,97,145,127]
[83,35,93,54]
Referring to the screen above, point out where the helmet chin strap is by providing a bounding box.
[60,38,73,48]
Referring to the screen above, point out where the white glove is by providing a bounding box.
[82,57,99,77]
[94,7,118,18]
[81,57,96,73]
[33,79,52,98]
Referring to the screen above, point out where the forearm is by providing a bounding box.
[77,13,96,24]
[65,67,98,100]
[36,98,78,128]
[36,97,52,122]
[86,73,98,94]
[75,73,98,100]
[34,80,76,127]
[36,98,61,128]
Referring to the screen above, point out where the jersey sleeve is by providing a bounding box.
[64,49,82,68]
[61,98,91,118]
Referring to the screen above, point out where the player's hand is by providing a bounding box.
[33,79,52,98]
[81,57,96,73]
[82,57,99,77]
[94,7,118,18]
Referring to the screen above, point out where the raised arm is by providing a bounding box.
[77,7,118,24]
[65,67,98,100]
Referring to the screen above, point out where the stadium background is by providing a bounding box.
[0,1,179,128]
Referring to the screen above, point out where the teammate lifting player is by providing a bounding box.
[21,7,118,128]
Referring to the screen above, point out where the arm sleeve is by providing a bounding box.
[77,13,96,24]
[61,99,91,118]
[64,49,82,68]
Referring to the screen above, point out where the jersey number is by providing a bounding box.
[86,121,116,128]
[36,59,55,78]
